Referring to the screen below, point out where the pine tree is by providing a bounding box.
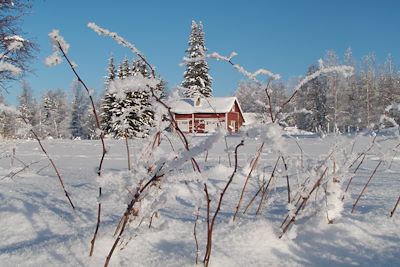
[111,59,154,138]
[101,56,166,138]
[181,20,213,97]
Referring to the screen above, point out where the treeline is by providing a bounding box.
[0,80,98,139]
[0,57,165,140]
[236,49,400,132]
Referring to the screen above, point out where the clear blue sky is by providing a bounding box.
[5,0,400,104]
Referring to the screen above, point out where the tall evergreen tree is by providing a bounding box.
[101,56,118,135]
[110,59,154,138]
[181,20,213,97]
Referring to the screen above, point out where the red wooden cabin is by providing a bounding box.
[170,97,246,133]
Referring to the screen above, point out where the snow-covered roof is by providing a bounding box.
[171,97,244,115]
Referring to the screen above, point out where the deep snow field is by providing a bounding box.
[0,132,399,267]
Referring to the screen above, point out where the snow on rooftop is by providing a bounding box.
[171,97,238,114]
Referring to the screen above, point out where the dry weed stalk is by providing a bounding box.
[281,156,291,203]
[390,195,399,217]
[55,41,107,256]
[124,131,131,171]
[20,117,75,209]
[233,142,264,221]
[203,140,244,267]
[279,167,328,238]
[56,42,107,176]
[193,207,201,264]
[254,156,281,215]
[0,158,42,181]
[351,160,382,213]
[104,165,165,267]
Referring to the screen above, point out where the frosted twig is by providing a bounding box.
[351,161,382,213]
[48,32,107,256]
[20,116,75,210]
[255,156,281,215]
[233,142,264,221]
[88,22,155,78]
[279,167,328,238]
[203,140,244,267]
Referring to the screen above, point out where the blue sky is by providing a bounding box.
[5,0,400,104]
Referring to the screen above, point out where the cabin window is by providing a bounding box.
[205,120,218,132]
[177,120,190,132]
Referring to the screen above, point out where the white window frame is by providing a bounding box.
[204,119,219,133]
[229,120,236,132]
[177,120,190,132]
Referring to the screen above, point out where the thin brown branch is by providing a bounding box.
[104,165,165,267]
[149,211,158,228]
[56,41,108,257]
[56,41,107,176]
[263,78,275,122]
[255,156,281,215]
[390,195,400,217]
[224,136,232,167]
[351,161,382,213]
[0,159,42,181]
[281,156,291,203]
[89,187,102,256]
[125,131,131,171]
[193,207,201,265]
[21,117,75,210]
[279,167,328,238]
[203,183,211,266]
[233,142,264,221]
[342,175,355,201]
[203,140,244,267]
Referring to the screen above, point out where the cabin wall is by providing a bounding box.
[173,101,245,133]
[226,102,244,132]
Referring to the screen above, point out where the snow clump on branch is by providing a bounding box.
[88,22,142,58]
[45,29,70,67]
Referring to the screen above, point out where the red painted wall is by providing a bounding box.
[173,100,245,133]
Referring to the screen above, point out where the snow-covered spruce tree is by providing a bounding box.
[181,20,213,97]
[108,59,156,138]
[101,55,118,135]
[70,81,90,139]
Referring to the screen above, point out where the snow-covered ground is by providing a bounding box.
[0,133,399,267]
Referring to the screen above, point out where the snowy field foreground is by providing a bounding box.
[0,133,399,267]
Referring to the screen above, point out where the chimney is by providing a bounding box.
[195,96,201,107]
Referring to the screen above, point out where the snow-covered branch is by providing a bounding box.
[45,29,70,67]
[88,22,142,56]
[293,64,354,93]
